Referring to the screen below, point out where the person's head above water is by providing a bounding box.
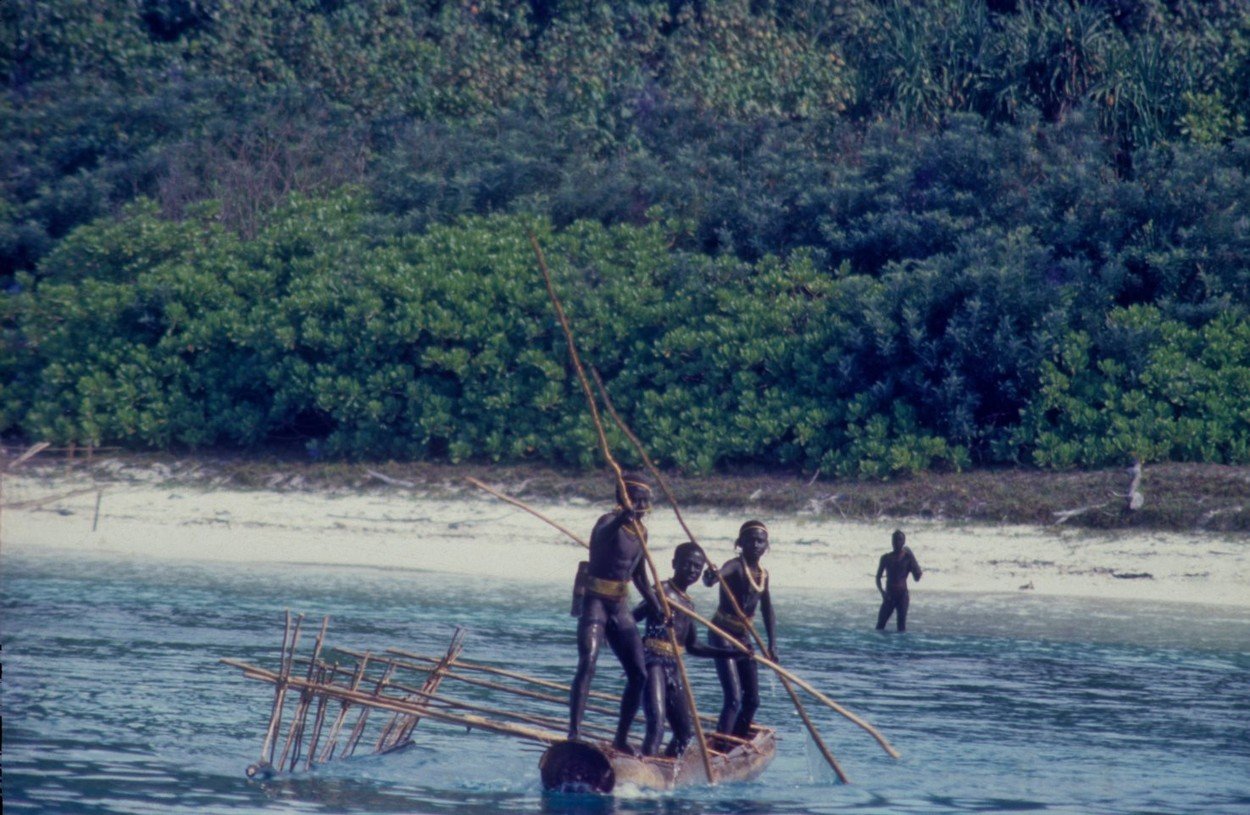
[615,472,653,515]
[892,529,906,553]
[736,520,769,561]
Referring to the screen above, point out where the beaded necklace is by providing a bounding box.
[667,580,693,606]
[741,556,768,593]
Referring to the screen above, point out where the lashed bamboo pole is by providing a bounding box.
[279,615,330,771]
[423,691,621,742]
[388,648,606,700]
[279,655,626,742]
[589,367,850,782]
[224,662,566,745]
[260,612,302,767]
[335,648,621,719]
[317,654,371,763]
[263,622,292,767]
[343,659,397,757]
[256,610,292,765]
[388,648,755,745]
[383,629,465,750]
[304,669,331,770]
[531,233,716,782]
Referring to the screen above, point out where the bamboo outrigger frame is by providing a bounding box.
[221,613,774,790]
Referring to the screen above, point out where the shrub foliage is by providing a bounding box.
[4,1,1250,473]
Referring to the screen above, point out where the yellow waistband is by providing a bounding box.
[713,610,752,634]
[586,576,630,598]
[643,637,685,657]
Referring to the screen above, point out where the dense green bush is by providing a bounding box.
[5,1,1250,474]
[0,195,980,474]
[1013,306,1250,467]
[6,1,1249,277]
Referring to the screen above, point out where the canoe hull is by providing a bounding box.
[539,729,777,793]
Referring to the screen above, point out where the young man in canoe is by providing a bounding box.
[875,529,923,632]
[704,520,776,739]
[568,473,666,754]
[631,542,737,756]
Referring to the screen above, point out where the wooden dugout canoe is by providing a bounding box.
[538,727,778,793]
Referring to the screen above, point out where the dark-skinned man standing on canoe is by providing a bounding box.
[704,520,776,739]
[568,474,666,754]
[631,542,737,756]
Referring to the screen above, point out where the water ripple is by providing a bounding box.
[3,552,1248,815]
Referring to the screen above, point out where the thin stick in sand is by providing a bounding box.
[1,441,52,549]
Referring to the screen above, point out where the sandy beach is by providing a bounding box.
[4,465,1247,610]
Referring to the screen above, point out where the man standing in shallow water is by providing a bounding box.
[876,529,923,632]
[568,473,665,754]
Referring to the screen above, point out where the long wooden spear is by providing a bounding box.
[472,422,905,765]
[466,476,587,546]
[588,367,851,782]
[531,232,717,782]
[672,603,900,759]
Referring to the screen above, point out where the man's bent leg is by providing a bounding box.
[605,612,648,752]
[876,595,896,630]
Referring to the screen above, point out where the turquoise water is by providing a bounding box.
[3,549,1249,814]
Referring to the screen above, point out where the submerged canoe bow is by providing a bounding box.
[539,727,778,793]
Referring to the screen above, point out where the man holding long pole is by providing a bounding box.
[568,473,665,754]
[706,520,776,738]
